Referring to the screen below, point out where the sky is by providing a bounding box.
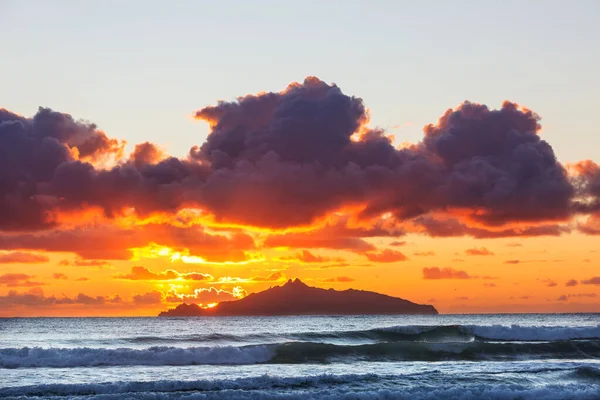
[1,0,599,316]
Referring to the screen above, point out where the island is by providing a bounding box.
[159,278,438,316]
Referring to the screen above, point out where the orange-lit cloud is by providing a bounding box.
[465,247,494,256]
[581,277,600,285]
[166,286,247,304]
[365,249,408,263]
[0,274,45,287]
[414,251,435,256]
[278,250,344,263]
[422,267,472,280]
[323,276,355,283]
[115,266,213,281]
[0,251,49,264]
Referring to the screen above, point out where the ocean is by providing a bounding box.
[1,314,599,399]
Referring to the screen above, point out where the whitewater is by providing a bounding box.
[1,314,599,399]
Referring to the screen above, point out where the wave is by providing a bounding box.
[3,339,600,368]
[102,324,600,346]
[0,345,275,368]
[2,373,600,400]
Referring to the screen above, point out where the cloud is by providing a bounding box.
[0,273,44,287]
[422,267,472,280]
[565,279,579,287]
[279,250,344,263]
[484,283,497,288]
[0,251,49,264]
[0,79,587,236]
[389,241,406,247]
[75,277,89,281]
[0,288,122,307]
[53,273,68,280]
[414,251,435,256]
[465,247,494,256]
[215,271,285,284]
[323,276,355,283]
[410,215,570,239]
[0,223,256,261]
[132,290,164,304]
[539,279,557,287]
[504,260,520,264]
[115,266,213,281]
[129,142,165,168]
[556,293,597,302]
[166,286,247,304]
[506,243,523,247]
[365,249,408,262]
[265,232,375,253]
[60,259,111,267]
[581,277,600,285]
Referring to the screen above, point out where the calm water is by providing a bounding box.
[1,314,599,399]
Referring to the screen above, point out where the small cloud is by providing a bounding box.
[583,259,591,263]
[75,277,89,281]
[115,266,213,281]
[414,251,435,256]
[452,258,465,262]
[581,277,600,285]
[319,263,351,269]
[538,279,557,287]
[389,241,406,247]
[365,249,408,263]
[557,295,567,301]
[465,247,494,256]
[279,250,344,263]
[568,293,597,298]
[53,273,68,280]
[504,260,520,264]
[324,276,355,283]
[132,290,164,304]
[506,243,523,247]
[423,267,472,280]
[565,279,578,287]
[0,273,45,287]
[0,251,49,264]
[60,259,111,268]
[483,283,497,288]
[454,296,469,301]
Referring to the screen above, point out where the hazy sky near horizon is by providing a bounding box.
[1,0,600,316]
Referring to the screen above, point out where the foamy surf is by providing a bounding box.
[1,371,599,400]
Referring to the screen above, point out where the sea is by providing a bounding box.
[1,314,599,399]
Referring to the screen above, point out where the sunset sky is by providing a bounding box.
[1,0,599,316]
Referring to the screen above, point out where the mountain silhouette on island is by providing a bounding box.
[159,279,438,316]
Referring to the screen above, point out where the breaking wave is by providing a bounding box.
[108,324,600,345]
[2,339,600,368]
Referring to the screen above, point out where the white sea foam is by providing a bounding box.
[1,374,599,400]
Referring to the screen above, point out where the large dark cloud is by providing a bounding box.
[0,108,124,230]
[1,77,596,235]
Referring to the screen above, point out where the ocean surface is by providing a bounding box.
[1,314,599,399]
